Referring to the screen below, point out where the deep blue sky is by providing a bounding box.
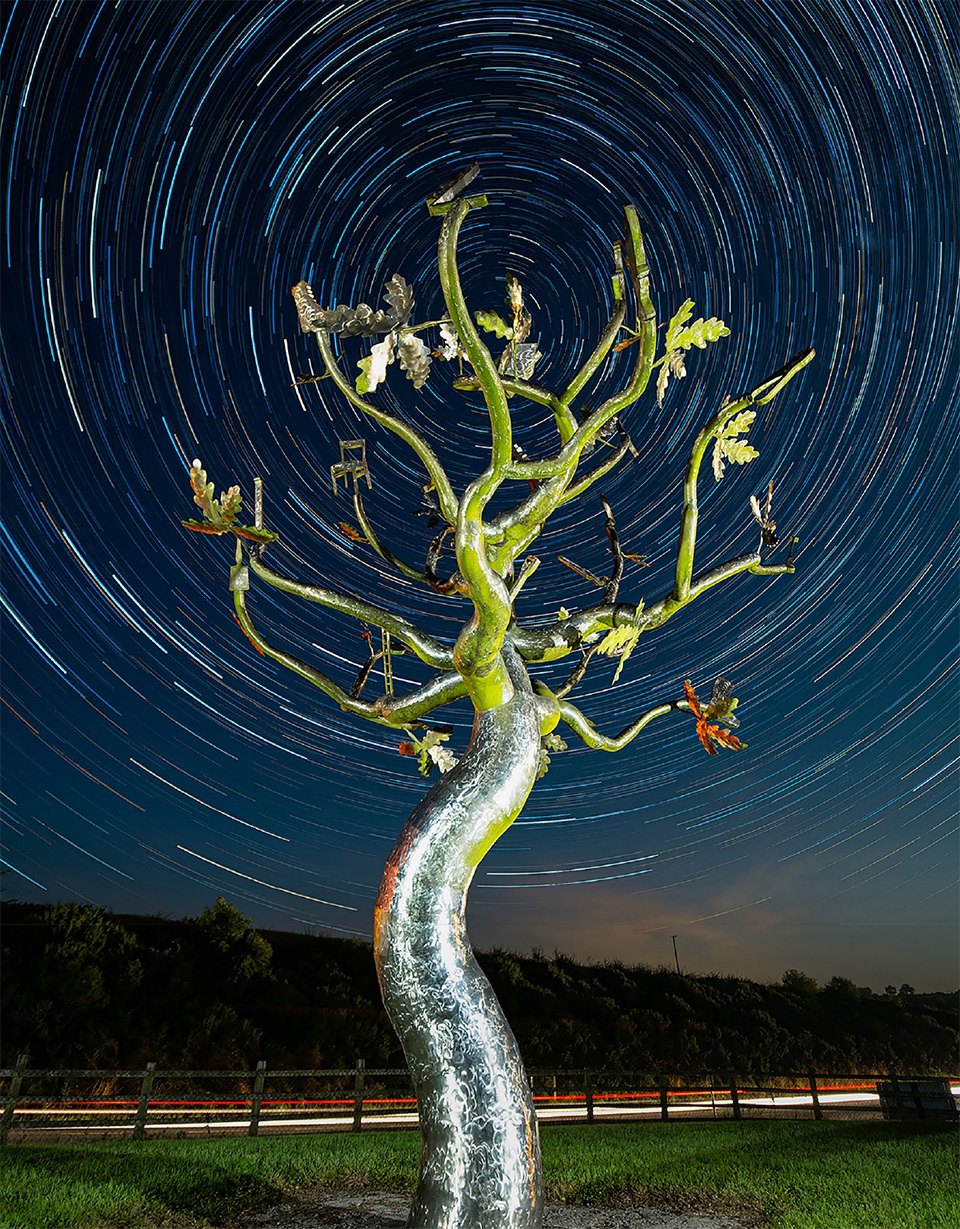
[2,0,957,991]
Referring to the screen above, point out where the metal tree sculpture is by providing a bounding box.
[184,165,813,1228]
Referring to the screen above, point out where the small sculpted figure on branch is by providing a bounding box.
[182,165,813,1228]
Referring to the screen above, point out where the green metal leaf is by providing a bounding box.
[712,410,759,480]
[671,315,731,351]
[665,299,695,351]
[474,309,513,339]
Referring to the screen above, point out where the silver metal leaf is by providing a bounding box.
[384,274,415,326]
[428,161,480,205]
[498,342,542,380]
[397,334,432,389]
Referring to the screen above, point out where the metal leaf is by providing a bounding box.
[475,309,513,339]
[397,333,432,389]
[498,342,542,380]
[435,321,464,360]
[383,274,415,327]
[428,162,480,206]
[291,281,400,338]
[356,334,396,393]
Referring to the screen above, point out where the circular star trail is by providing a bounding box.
[2,0,957,988]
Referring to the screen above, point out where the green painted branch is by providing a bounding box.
[558,697,684,751]
[350,484,438,590]
[455,374,577,446]
[482,424,632,574]
[433,200,518,706]
[491,209,654,488]
[689,551,769,599]
[247,554,454,670]
[673,347,814,603]
[513,549,791,664]
[437,199,512,472]
[483,465,579,576]
[376,670,470,724]
[511,603,631,663]
[453,476,515,710]
[313,330,458,526]
[560,295,627,410]
[233,590,400,726]
[558,432,632,505]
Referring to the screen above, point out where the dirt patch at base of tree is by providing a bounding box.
[228,1185,761,1229]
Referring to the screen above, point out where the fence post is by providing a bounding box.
[889,1072,906,1119]
[659,1075,670,1121]
[584,1070,594,1123]
[352,1059,365,1132]
[728,1072,741,1120]
[0,1052,29,1144]
[132,1063,156,1140]
[248,1061,267,1137]
[808,1073,823,1120]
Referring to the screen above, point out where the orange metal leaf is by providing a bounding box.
[682,679,704,718]
[706,725,745,751]
[183,521,227,535]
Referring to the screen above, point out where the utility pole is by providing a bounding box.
[671,934,681,974]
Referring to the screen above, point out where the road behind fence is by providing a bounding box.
[1,1058,956,1142]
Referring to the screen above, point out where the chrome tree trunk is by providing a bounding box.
[374,642,544,1228]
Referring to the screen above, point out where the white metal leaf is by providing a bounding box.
[356,333,396,393]
[436,321,464,360]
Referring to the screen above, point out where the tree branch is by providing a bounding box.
[600,497,624,602]
[559,291,627,410]
[511,547,793,665]
[553,646,598,699]
[438,198,512,472]
[494,209,656,490]
[233,588,400,726]
[558,696,685,751]
[312,329,459,526]
[559,424,634,506]
[376,669,469,724]
[234,588,463,727]
[673,348,814,602]
[246,552,454,670]
[350,482,459,594]
[435,199,519,709]
[454,374,579,446]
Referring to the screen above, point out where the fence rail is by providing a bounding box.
[1,1056,956,1142]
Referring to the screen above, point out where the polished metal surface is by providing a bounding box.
[374,641,544,1228]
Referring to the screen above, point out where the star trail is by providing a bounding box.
[2,0,957,990]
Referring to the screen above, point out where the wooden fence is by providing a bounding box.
[1,1055,956,1142]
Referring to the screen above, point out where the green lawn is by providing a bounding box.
[1,1121,956,1229]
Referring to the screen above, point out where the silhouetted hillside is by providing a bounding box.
[2,898,956,1074]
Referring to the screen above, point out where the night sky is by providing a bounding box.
[2,0,957,993]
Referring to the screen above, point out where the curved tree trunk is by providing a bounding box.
[374,641,544,1228]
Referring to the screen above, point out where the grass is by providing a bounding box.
[1,1121,956,1229]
